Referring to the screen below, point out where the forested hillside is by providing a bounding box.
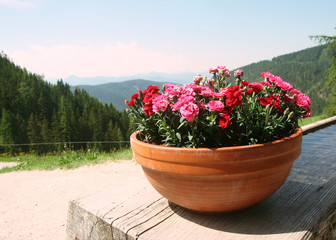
[227,44,331,115]
[0,52,130,153]
[71,79,169,110]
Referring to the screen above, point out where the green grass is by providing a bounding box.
[299,114,328,127]
[0,148,133,174]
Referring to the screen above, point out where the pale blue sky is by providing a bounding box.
[1,0,335,83]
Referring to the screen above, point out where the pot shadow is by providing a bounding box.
[167,177,336,235]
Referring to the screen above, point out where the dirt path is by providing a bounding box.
[0,160,143,240]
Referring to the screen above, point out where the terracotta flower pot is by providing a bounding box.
[130,128,303,214]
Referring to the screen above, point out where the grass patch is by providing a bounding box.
[299,114,328,127]
[0,148,133,174]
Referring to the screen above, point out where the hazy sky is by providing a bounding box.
[1,0,335,83]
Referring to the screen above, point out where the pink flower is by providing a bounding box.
[163,83,175,89]
[261,72,274,79]
[217,65,226,71]
[212,92,224,98]
[200,87,214,97]
[234,69,244,77]
[164,85,182,98]
[272,76,293,91]
[219,88,227,94]
[181,86,196,96]
[260,81,272,87]
[209,66,218,74]
[207,78,216,86]
[290,89,303,96]
[172,95,196,111]
[217,66,230,77]
[302,109,311,118]
[295,93,311,110]
[184,83,206,93]
[197,102,207,109]
[207,100,224,112]
[152,94,170,113]
[193,74,203,85]
[180,103,199,122]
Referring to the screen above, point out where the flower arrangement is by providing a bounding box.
[126,66,311,148]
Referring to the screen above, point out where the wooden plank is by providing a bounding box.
[134,178,336,240]
[67,175,336,240]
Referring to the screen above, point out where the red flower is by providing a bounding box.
[225,86,242,107]
[131,93,139,101]
[246,89,253,96]
[242,81,263,95]
[127,100,135,107]
[260,95,283,113]
[260,97,273,106]
[219,114,232,129]
[143,104,155,116]
[142,85,160,104]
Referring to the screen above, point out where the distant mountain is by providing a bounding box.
[71,79,172,111]
[66,71,206,86]
[72,45,331,115]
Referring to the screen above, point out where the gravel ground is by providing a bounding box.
[0,160,142,240]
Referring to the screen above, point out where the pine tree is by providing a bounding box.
[311,29,336,116]
[0,109,16,153]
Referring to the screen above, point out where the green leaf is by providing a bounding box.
[176,132,182,141]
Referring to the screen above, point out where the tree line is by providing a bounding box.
[0,52,131,154]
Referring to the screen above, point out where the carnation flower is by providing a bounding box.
[184,83,207,93]
[207,100,224,112]
[217,66,230,77]
[225,86,243,107]
[207,78,216,86]
[234,69,244,77]
[209,67,218,74]
[143,103,155,116]
[152,94,170,113]
[261,72,274,79]
[193,74,203,85]
[164,84,182,98]
[295,93,311,110]
[172,95,196,111]
[260,94,283,113]
[219,114,232,129]
[200,87,214,97]
[272,77,293,91]
[260,81,272,87]
[180,103,199,122]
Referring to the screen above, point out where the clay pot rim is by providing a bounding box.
[130,127,302,152]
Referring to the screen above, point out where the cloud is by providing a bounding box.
[0,0,34,8]
[9,43,206,80]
